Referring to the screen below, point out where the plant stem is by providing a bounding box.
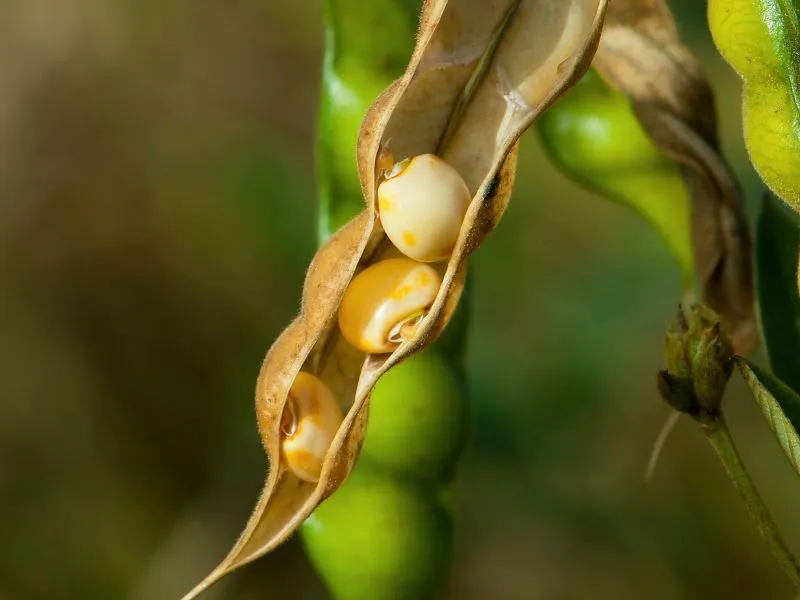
[703,412,800,585]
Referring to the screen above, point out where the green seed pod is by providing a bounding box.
[301,465,452,600]
[537,68,694,284]
[317,0,420,240]
[540,0,757,354]
[360,352,470,482]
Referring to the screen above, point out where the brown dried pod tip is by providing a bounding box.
[183,1,607,598]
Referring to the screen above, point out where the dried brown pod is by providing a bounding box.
[183,1,607,597]
[591,0,757,354]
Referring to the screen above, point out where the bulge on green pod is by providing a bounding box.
[359,351,469,483]
[281,372,344,483]
[378,154,471,262]
[337,258,442,354]
[536,68,694,283]
[300,463,452,600]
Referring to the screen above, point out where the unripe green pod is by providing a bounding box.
[317,0,420,240]
[539,0,757,355]
[537,68,694,284]
[360,352,470,482]
[708,0,800,209]
[301,465,452,600]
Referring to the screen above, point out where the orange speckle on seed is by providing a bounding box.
[402,231,417,246]
[416,270,432,286]
[285,448,321,478]
[391,284,412,300]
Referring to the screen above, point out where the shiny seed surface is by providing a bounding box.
[378,154,471,262]
[338,258,442,353]
[282,372,343,482]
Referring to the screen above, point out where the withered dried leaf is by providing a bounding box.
[591,0,757,354]
[183,1,606,597]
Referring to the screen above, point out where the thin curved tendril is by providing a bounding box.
[643,410,681,485]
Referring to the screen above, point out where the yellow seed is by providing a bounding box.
[281,372,343,483]
[338,258,442,353]
[378,154,471,262]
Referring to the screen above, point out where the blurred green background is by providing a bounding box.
[1,1,797,599]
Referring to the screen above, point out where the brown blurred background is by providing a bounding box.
[1,1,797,599]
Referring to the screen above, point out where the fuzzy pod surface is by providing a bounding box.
[182,1,608,597]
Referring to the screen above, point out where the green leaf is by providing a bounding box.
[757,192,800,393]
[736,357,800,478]
[708,0,800,208]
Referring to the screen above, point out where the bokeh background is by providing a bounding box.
[2,1,798,599]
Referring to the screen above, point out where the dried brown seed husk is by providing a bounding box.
[591,0,757,354]
[182,1,607,597]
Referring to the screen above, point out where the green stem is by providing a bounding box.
[703,412,800,585]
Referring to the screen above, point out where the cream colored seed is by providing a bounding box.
[281,372,343,483]
[338,258,442,354]
[378,153,471,263]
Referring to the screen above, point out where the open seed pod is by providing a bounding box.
[590,0,757,354]
[183,1,607,597]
